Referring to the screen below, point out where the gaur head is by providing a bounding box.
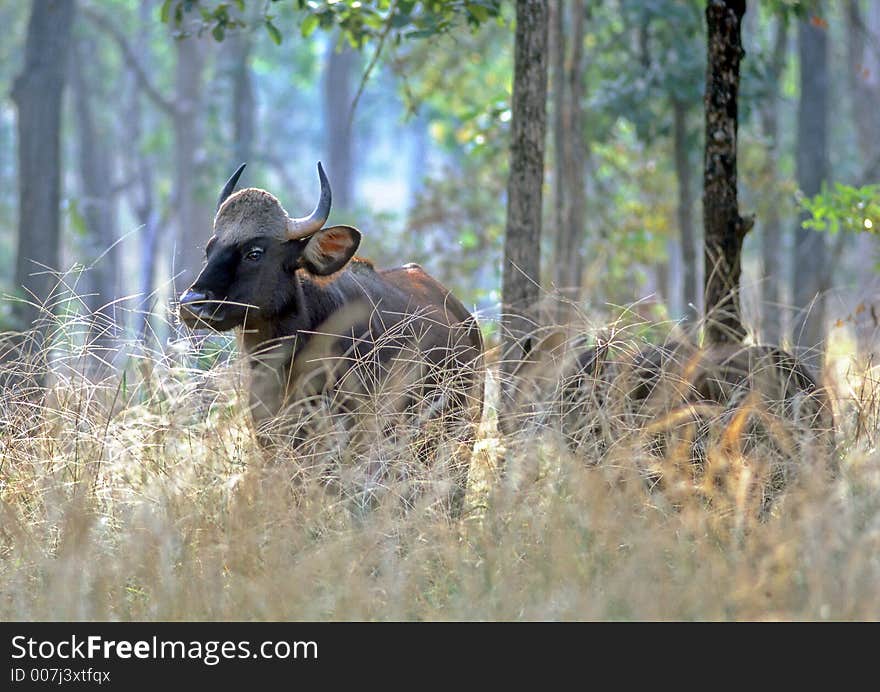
[179,163,361,331]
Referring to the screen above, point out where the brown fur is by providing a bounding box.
[505,332,835,511]
[214,188,291,244]
[181,211,484,515]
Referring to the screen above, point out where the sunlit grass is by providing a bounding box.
[2,290,880,621]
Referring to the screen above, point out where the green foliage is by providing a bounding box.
[800,183,880,235]
[391,13,512,145]
[407,155,507,311]
[589,121,677,300]
[592,0,704,144]
[160,0,501,47]
[762,0,818,19]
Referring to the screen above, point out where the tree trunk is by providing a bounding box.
[10,0,76,336]
[703,0,751,345]
[501,0,549,378]
[323,36,358,211]
[551,1,587,323]
[171,34,210,295]
[230,31,255,169]
[673,97,696,322]
[792,12,829,354]
[845,0,880,169]
[560,1,587,321]
[759,17,788,345]
[70,34,119,368]
[130,0,159,343]
[844,0,880,355]
[549,0,565,313]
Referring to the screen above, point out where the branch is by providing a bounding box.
[83,5,177,117]
[348,0,399,128]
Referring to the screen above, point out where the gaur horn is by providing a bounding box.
[287,162,332,240]
[217,163,247,211]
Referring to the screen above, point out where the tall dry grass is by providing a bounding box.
[2,291,880,621]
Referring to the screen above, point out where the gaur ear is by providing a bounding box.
[300,225,361,276]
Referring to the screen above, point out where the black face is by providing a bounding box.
[179,235,306,331]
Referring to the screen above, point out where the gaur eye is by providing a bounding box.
[244,247,264,262]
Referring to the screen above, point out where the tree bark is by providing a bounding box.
[845,0,880,168]
[560,1,587,322]
[673,97,696,322]
[70,34,119,366]
[502,0,549,379]
[844,0,880,352]
[85,2,168,343]
[551,1,587,323]
[323,36,358,211]
[171,34,210,295]
[759,16,788,345]
[10,0,76,335]
[703,0,751,345]
[549,0,565,307]
[128,0,160,344]
[230,30,255,170]
[792,12,829,354]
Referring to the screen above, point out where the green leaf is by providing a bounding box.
[265,19,283,45]
[160,0,172,24]
[301,14,319,38]
[459,229,479,250]
[391,10,413,28]
[212,24,225,41]
[405,29,436,40]
[467,2,490,24]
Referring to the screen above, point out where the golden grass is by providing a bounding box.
[2,302,880,621]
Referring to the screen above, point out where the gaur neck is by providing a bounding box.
[238,269,351,362]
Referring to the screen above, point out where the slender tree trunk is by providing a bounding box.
[549,0,566,314]
[130,0,159,343]
[560,1,587,321]
[673,97,696,321]
[703,0,751,345]
[656,256,672,316]
[845,0,880,169]
[70,35,119,368]
[230,31,255,170]
[551,1,587,323]
[10,0,76,336]
[502,0,549,379]
[759,17,788,345]
[171,34,210,295]
[119,0,160,343]
[792,12,829,354]
[845,0,880,356]
[323,36,357,210]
